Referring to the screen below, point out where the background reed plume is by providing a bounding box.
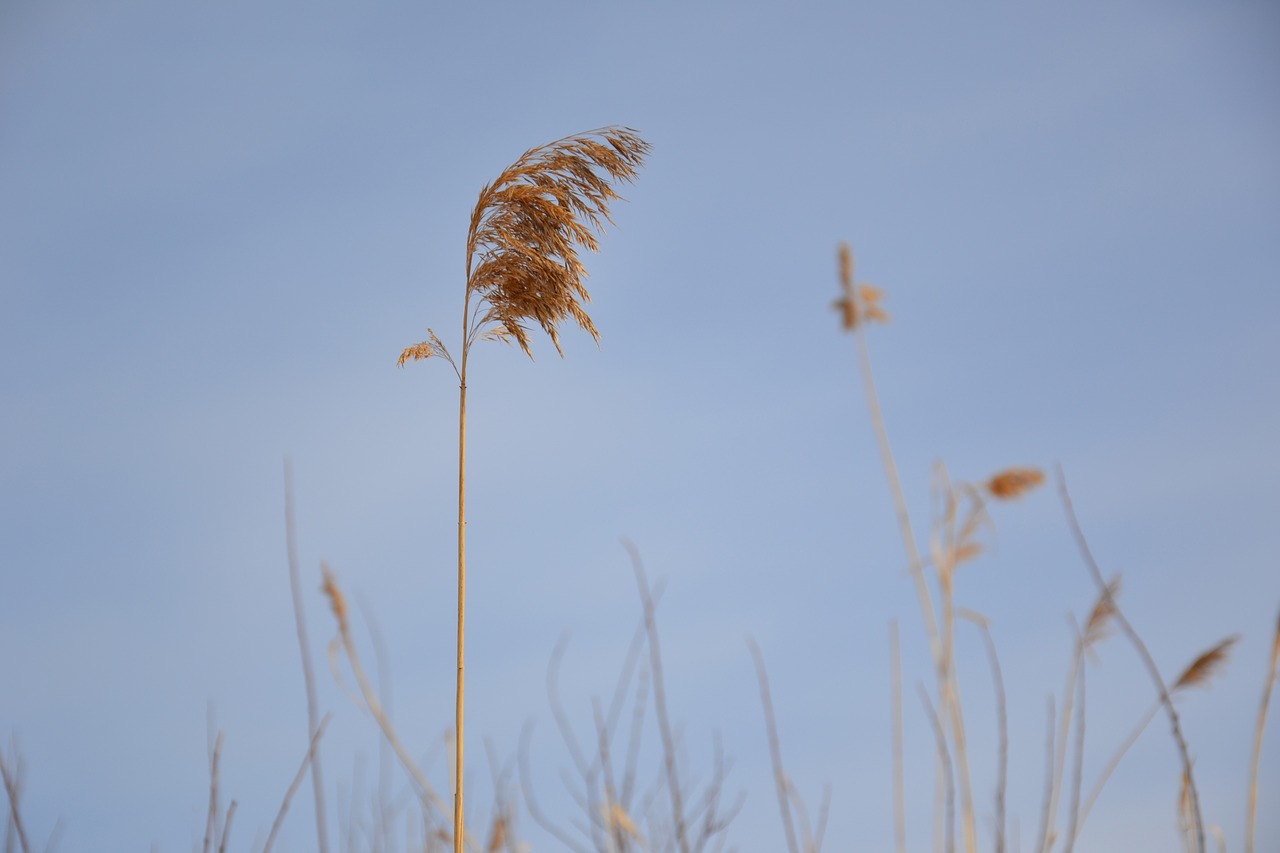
[399,126,650,852]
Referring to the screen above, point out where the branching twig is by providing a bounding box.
[624,540,690,853]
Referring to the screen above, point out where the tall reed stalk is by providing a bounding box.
[399,127,649,853]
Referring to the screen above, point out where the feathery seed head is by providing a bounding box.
[834,243,889,331]
[1083,575,1122,649]
[397,341,434,367]
[985,467,1046,500]
[1173,636,1239,693]
[464,127,650,358]
[320,563,348,632]
[838,243,853,289]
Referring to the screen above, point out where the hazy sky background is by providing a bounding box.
[2,2,1278,851]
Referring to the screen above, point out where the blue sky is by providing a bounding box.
[2,2,1278,850]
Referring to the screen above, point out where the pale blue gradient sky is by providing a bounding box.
[2,2,1278,851]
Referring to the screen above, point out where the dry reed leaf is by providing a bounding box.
[984,467,1046,501]
[954,541,984,565]
[1173,636,1240,693]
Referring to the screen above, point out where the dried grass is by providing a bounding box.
[1245,607,1280,853]
[398,126,649,853]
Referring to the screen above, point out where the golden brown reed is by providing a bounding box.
[399,127,649,853]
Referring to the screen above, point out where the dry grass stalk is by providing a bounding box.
[1041,583,1120,853]
[962,614,1008,853]
[626,540,691,853]
[321,563,450,823]
[890,621,908,853]
[748,638,801,853]
[919,686,956,853]
[1057,467,1206,853]
[839,248,1062,853]
[1062,649,1087,853]
[526,569,737,853]
[1246,606,1280,853]
[834,244,940,669]
[203,729,225,853]
[217,800,237,853]
[0,741,30,853]
[263,714,332,853]
[928,466,981,853]
[283,459,330,853]
[1036,697,1057,853]
[1075,632,1240,841]
[399,127,648,853]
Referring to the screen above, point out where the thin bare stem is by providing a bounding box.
[264,714,332,853]
[1076,701,1159,834]
[1035,698,1056,853]
[851,294,940,665]
[204,731,224,853]
[323,565,448,819]
[624,540,690,853]
[747,638,800,853]
[517,722,591,853]
[1043,632,1084,853]
[0,745,30,853]
[455,359,468,853]
[933,470,976,853]
[973,620,1007,853]
[1056,467,1203,853]
[1063,660,1087,853]
[890,621,908,853]
[217,800,237,853]
[284,459,330,853]
[919,686,955,853]
[1246,606,1280,853]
